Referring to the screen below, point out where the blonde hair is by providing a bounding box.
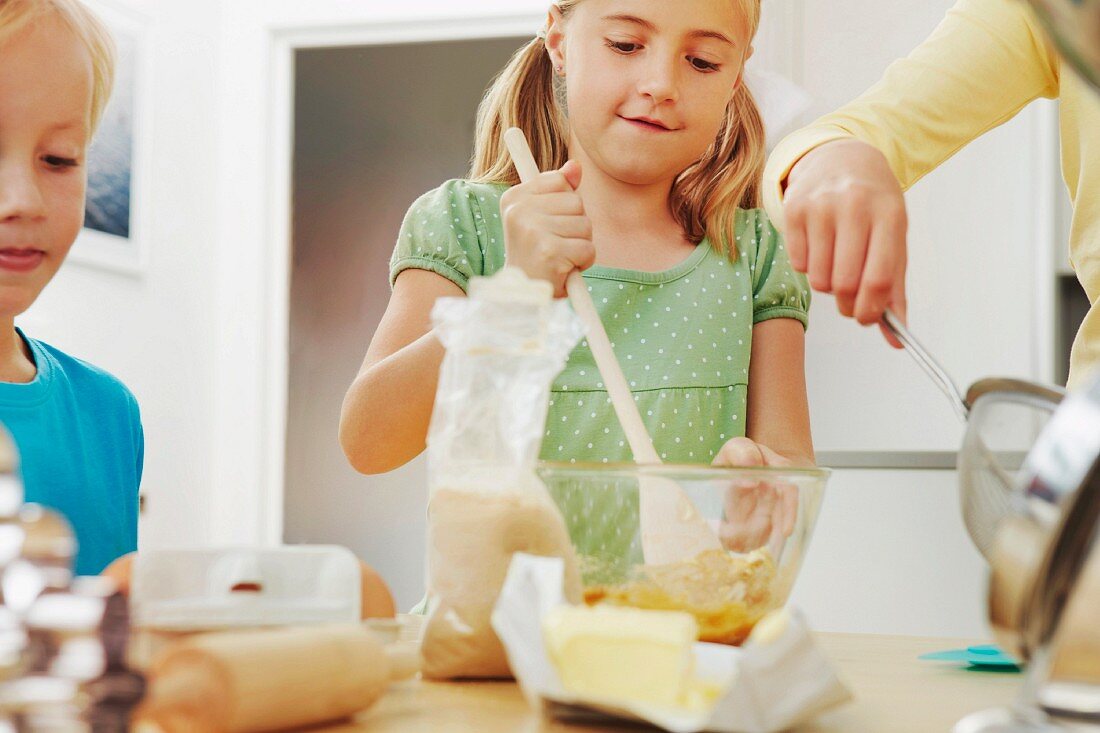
[0,0,116,134]
[471,0,765,259]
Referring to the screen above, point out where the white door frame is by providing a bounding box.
[209,6,804,547]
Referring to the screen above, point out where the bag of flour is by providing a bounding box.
[421,267,583,680]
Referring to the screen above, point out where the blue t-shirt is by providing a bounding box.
[0,331,142,575]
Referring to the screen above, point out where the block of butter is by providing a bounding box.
[543,604,699,709]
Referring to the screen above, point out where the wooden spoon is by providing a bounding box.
[503,127,721,565]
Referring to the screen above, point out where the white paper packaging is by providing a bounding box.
[492,553,851,733]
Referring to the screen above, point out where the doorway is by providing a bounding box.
[285,37,525,608]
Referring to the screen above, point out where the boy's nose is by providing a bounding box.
[637,56,680,105]
[0,163,49,223]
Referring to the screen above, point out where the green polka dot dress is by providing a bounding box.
[391,180,811,574]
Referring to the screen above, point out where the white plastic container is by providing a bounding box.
[130,546,361,667]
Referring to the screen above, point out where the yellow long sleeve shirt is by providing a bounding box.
[763,0,1100,389]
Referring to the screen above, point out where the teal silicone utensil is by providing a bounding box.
[920,644,1022,670]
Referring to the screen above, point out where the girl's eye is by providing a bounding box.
[43,155,80,169]
[606,39,640,54]
[688,56,721,73]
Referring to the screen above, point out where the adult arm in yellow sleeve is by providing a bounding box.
[763,0,1059,332]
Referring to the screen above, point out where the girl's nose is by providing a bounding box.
[0,163,48,223]
[637,55,680,104]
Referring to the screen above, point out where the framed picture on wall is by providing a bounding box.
[69,0,151,275]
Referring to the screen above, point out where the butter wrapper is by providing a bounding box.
[491,553,851,733]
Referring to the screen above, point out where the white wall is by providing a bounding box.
[790,469,988,637]
[18,0,223,548]
[788,0,1054,635]
[799,0,1051,454]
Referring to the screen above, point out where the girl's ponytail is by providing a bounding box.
[470,37,569,183]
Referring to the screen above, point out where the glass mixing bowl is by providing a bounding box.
[537,462,830,645]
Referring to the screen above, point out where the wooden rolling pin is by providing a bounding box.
[135,624,419,733]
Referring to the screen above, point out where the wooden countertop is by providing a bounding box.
[318,633,1022,733]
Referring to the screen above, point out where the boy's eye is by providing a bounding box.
[43,155,80,169]
[688,56,721,73]
[606,39,641,54]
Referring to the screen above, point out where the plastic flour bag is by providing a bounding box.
[420,267,585,680]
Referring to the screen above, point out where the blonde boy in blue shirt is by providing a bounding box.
[0,0,142,575]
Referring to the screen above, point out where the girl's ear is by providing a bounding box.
[545,5,567,70]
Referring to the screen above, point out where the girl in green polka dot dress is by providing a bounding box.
[341,0,815,551]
